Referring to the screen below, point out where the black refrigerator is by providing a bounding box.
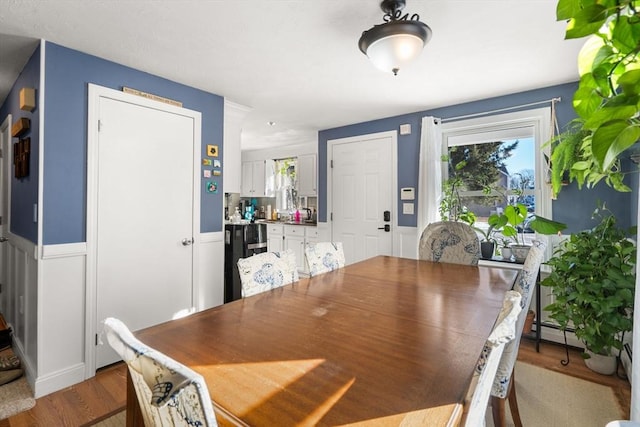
[224,223,268,303]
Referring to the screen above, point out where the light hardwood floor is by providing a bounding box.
[0,338,631,426]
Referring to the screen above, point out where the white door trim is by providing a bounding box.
[326,130,398,256]
[84,84,201,377]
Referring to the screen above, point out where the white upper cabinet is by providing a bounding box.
[297,153,317,196]
[222,100,251,194]
[241,160,266,197]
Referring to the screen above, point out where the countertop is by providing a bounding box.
[225,219,317,227]
[256,219,317,226]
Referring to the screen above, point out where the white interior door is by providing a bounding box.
[0,117,10,316]
[330,132,395,265]
[94,93,198,368]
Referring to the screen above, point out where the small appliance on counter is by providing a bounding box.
[224,223,267,303]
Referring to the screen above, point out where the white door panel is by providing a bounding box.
[330,133,395,265]
[95,96,196,368]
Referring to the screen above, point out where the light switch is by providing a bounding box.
[403,203,414,215]
[399,124,411,135]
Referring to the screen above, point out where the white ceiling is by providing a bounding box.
[0,1,585,151]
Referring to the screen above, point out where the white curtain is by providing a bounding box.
[417,116,442,241]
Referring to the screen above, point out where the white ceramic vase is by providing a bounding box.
[510,244,531,263]
[584,348,617,375]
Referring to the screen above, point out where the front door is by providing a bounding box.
[329,132,395,265]
[92,88,199,368]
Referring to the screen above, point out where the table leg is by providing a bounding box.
[126,368,145,427]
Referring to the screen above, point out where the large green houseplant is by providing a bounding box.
[542,203,636,373]
[549,0,640,197]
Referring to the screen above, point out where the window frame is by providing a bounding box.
[440,107,553,226]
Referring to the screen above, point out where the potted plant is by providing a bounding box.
[541,203,636,374]
[473,214,504,259]
[547,0,640,198]
[489,203,567,261]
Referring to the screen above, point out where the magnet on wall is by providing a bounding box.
[206,181,218,193]
[203,170,212,178]
[213,170,221,176]
[207,145,219,157]
[213,159,221,168]
[202,158,212,166]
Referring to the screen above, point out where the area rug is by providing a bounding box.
[0,375,36,420]
[491,361,625,427]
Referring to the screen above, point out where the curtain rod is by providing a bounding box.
[440,97,561,123]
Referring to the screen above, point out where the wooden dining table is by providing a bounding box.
[130,255,518,426]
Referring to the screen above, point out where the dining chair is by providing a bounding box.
[304,241,345,277]
[102,317,218,427]
[490,240,547,427]
[464,290,522,426]
[237,248,299,297]
[418,221,481,265]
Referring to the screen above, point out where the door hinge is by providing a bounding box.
[0,148,3,157]
[98,120,102,132]
[330,212,333,221]
[95,334,98,346]
[330,159,334,168]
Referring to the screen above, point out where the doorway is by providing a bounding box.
[328,131,396,265]
[0,116,10,316]
[86,85,201,370]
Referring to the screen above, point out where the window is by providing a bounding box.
[440,108,552,243]
[274,157,297,212]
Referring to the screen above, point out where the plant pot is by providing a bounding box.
[501,247,512,260]
[510,244,531,263]
[480,241,495,259]
[583,348,617,375]
[523,310,535,334]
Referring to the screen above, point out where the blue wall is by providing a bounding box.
[42,42,224,244]
[0,44,41,243]
[319,82,636,233]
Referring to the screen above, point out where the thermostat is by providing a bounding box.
[400,187,415,200]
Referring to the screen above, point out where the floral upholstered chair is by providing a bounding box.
[102,317,218,427]
[491,240,546,427]
[304,242,345,277]
[418,221,481,265]
[237,249,299,298]
[463,291,521,426]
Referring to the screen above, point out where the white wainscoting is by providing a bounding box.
[2,233,38,396]
[28,234,224,398]
[393,226,419,259]
[198,232,225,310]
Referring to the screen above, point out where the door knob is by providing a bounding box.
[0,237,8,243]
[182,238,194,246]
[377,225,390,232]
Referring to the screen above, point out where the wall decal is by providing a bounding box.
[207,144,218,157]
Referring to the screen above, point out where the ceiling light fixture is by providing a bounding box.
[358,0,432,76]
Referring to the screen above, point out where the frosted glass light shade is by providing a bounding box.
[358,19,431,75]
[366,33,425,73]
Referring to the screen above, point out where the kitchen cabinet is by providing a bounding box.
[297,154,317,196]
[222,100,250,193]
[267,224,284,252]
[266,224,318,274]
[241,160,266,197]
[285,225,306,272]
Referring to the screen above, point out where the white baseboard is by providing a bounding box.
[34,362,86,398]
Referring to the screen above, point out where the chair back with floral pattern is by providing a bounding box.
[237,249,299,297]
[304,242,346,277]
[418,221,480,265]
[492,240,546,398]
[464,291,522,426]
[103,317,218,427]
